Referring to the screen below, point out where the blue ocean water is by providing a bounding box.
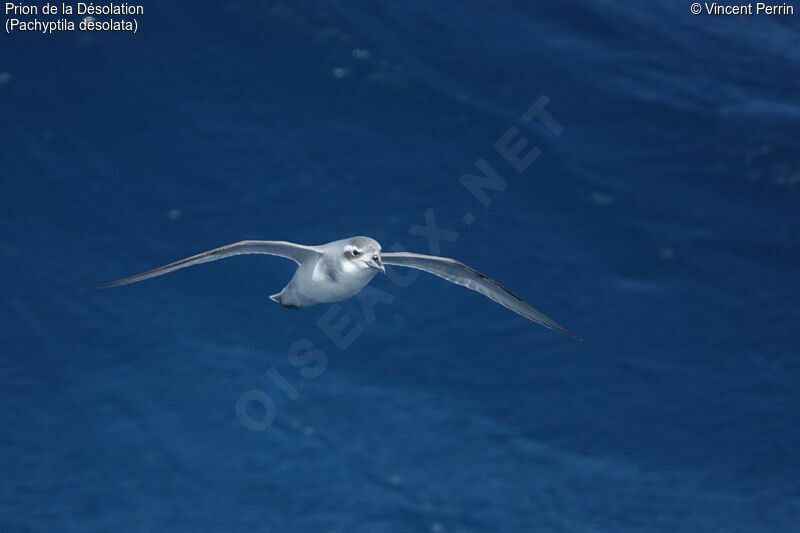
[2,1,799,531]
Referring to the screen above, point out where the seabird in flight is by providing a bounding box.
[99,236,574,336]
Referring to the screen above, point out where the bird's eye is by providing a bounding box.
[352,249,361,257]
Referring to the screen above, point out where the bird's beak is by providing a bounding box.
[368,255,385,273]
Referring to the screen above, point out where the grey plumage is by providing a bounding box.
[99,236,574,336]
[97,241,320,289]
[381,252,572,335]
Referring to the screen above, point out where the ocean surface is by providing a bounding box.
[2,1,799,531]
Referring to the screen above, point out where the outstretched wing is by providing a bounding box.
[381,252,574,336]
[98,240,321,289]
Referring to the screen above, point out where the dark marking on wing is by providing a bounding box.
[457,260,525,302]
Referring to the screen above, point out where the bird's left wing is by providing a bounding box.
[381,252,574,336]
[98,240,321,289]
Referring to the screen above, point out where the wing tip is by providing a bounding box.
[546,321,581,340]
[96,277,133,289]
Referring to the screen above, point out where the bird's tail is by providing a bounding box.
[270,290,300,309]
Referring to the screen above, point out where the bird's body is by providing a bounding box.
[100,235,574,336]
[271,238,379,308]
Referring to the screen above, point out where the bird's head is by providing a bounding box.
[342,236,384,273]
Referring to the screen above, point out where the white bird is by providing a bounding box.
[99,236,573,336]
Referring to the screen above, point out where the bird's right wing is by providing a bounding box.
[98,240,321,289]
[381,251,574,336]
